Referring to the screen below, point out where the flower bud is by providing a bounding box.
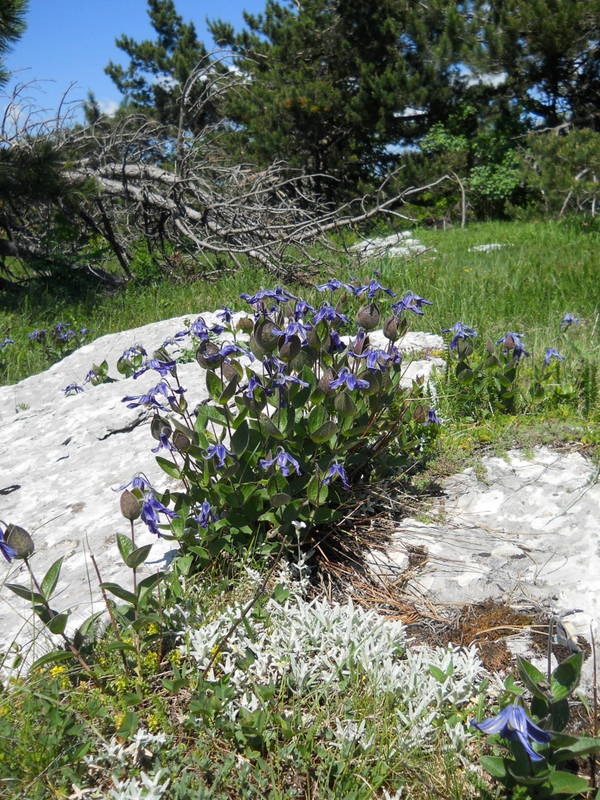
[120,490,141,521]
[356,304,380,331]
[5,524,35,559]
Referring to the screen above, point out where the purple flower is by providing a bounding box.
[329,368,370,391]
[203,342,250,360]
[272,373,310,389]
[190,317,210,340]
[471,704,551,762]
[497,332,529,362]
[425,408,441,425]
[544,348,565,366]
[114,475,154,493]
[354,279,395,300]
[391,293,432,316]
[141,493,179,536]
[195,500,216,529]
[259,450,301,477]
[315,278,355,293]
[171,329,190,341]
[560,313,580,330]
[240,287,296,306]
[79,328,89,337]
[262,355,287,377]
[120,345,147,362]
[216,307,234,324]
[270,320,313,344]
[0,337,15,349]
[294,300,315,319]
[122,380,184,411]
[28,329,47,341]
[322,462,350,489]
[244,375,265,398]
[351,348,391,372]
[203,444,233,468]
[63,383,85,396]
[84,368,98,384]
[133,358,177,379]
[0,523,16,563]
[328,331,346,354]
[442,322,477,350]
[312,303,349,326]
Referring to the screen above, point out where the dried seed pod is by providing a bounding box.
[236,316,254,333]
[151,415,171,441]
[172,430,191,452]
[318,367,335,393]
[196,341,221,368]
[5,524,35,559]
[383,315,400,341]
[278,335,301,362]
[222,361,240,383]
[253,318,279,352]
[356,303,380,331]
[120,490,141,521]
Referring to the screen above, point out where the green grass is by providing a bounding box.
[2,220,599,387]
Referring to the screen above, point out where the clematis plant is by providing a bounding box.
[117,278,440,567]
[473,652,600,798]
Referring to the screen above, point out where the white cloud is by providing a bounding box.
[98,98,119,117]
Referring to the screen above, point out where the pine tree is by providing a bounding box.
[481,0,600,130]
[105,0,218,130]
[0,0,27,88]
[208,0,474,195]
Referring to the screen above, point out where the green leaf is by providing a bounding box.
[156,456,181,479]
[546,770,590,795]
[310,420,339,443]
[101,582,137,604]
[206,370,224,403]
[219,377,239,404]
[117,711,139,739]
[517,656,550,699]
[29,650,73,672]
[258,414,285,440]
[551,651,582,699]
[125,544,152,569]
[479,756,509,780]
[117,533,134,563]
[307,405,327,434]
[271,492,291,508]
[77,610,104,639]
[40,557,64,600]
[554,736,600,761]
[428,665,446,682]
[307,475,328,505]
[231,420,250,456]
[6,583,45,604]
[47,612,69,635]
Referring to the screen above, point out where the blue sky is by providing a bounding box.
[5,0,265,115]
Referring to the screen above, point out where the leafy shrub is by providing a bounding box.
[121,281,440,567]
